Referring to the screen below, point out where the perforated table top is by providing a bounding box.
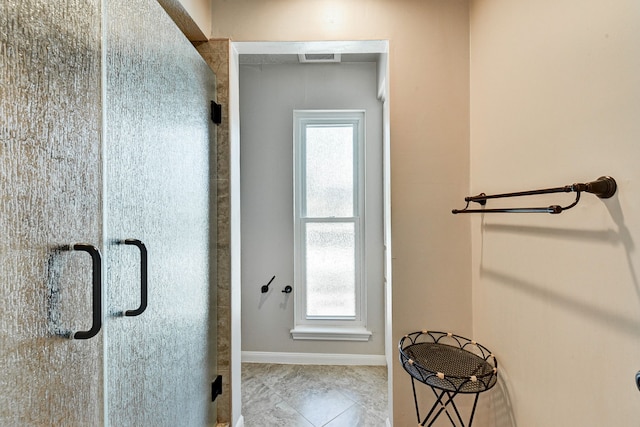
[399,332,498,394]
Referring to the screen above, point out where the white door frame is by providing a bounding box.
[229,40,392,427]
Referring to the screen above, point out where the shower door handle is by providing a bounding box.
[122,239,148,317]
[70,244,102,340]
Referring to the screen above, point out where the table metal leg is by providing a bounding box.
[467,393,480,427]
[412,384,483,427]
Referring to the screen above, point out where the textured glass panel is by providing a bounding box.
[305,125,354,217]
[0,0,103,425]
[105,0,215,426]
[305,222,355,317]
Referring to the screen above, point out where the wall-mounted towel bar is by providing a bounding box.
[452,176,617,214]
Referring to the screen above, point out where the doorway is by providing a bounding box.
[229,40,392,426]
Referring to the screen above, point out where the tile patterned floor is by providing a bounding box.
[242,363,388,427]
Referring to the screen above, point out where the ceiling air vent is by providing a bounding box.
[298,53,341,63]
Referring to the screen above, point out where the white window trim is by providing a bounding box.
[291,110,371,341]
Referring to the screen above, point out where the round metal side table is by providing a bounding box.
[399,331,498,427]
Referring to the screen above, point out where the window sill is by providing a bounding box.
[290,325,372,341]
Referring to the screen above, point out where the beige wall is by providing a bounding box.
[171,0,212,39]
[178,0,211,34]
[470,0,640,425]
[210,0,472,425]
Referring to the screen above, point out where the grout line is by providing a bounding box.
[320,402,358,427]
[242,363,387,427]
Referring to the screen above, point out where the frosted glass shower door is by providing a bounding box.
[104,0,216,425]
[1,1,216,425]
[0,1,104,425]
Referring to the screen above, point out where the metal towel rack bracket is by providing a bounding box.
[452,176,617,214]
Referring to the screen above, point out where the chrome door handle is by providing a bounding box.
[122,239,148,317]
[69,244,102,340]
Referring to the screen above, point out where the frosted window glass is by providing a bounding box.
[305,222,355,317]
[305,125,354,217]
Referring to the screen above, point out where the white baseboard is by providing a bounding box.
[234,415,244,427]
[241,351,386,366]
[386,417,391,427]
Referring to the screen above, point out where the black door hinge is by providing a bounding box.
[212,375,223,402]
[211,101,222,125]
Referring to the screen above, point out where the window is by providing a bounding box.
[291,110,371,341]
